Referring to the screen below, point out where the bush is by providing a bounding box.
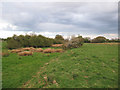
[63,37,84,49]
[7,38,21,49]
[92,36,106,43]
[53,39,64,44]
[54,35,64,44]
[55,35,64,41]
[83,37,91,43]
[6,34,53,49]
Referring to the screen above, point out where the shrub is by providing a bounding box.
[92,36,107,43]
[47,75,55,83]
[53,35,64,44]
[83,37,91,43]
[62,37,84,49]
[55,35,64,41]
[7,38,21,49]
[6,34,54,49]
[72,74,79,79]
[53,39,64,44]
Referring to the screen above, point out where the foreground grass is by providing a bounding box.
[2,52,61,88]
[2,43,118,88]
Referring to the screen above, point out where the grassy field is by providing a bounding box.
[2,41,118,88]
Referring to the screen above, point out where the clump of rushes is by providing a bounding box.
[72,73,79,79]
[47,75,55,83]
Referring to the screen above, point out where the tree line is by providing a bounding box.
[83,36,120,43]
[1,34,65,49]
[0,34,119,49]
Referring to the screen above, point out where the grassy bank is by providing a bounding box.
[2,42,118,88]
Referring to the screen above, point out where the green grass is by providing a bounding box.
[2,41,7,50]
[2,42,118,88]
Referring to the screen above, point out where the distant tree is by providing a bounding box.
[77,35,84,43]
[77,35,82,38]
[83,37,91,43]
[7,38,21,49]
[64,39,69,42]
[0,38,7,41]
[54,35,64,44]
[55,35,64,40]
[109,38,120,42]
[92,36,106,43]
[6,34,54,49]
[6,37,12,41]
[106,39,110,42]
[53,39,64,44]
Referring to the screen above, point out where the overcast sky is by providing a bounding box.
[0,2,118,39]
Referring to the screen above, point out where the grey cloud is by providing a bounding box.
[2,2,118,35]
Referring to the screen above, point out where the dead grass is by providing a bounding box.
[52,44,63,47]
[11,47,64,54]
[2,52,10,57]
[21,47,31,51]
[10,47,35,53]
[29,48,36,52]
[55,49,64,53]
[92,43,119,45]
[34,48,43,52]
[18,51,33,56]
[10,49,23,53]
[43,48,55,53]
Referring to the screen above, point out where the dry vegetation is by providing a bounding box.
[8,44,64,56]
[21,47,31,51]
[92,43,120,45]
[18,51,33,56]
[34,48,43,52]
[52,44,63,47]
[43,48,55,53]
[55,49,63,53]
[1,52,10,57]
[2,41,118,88]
